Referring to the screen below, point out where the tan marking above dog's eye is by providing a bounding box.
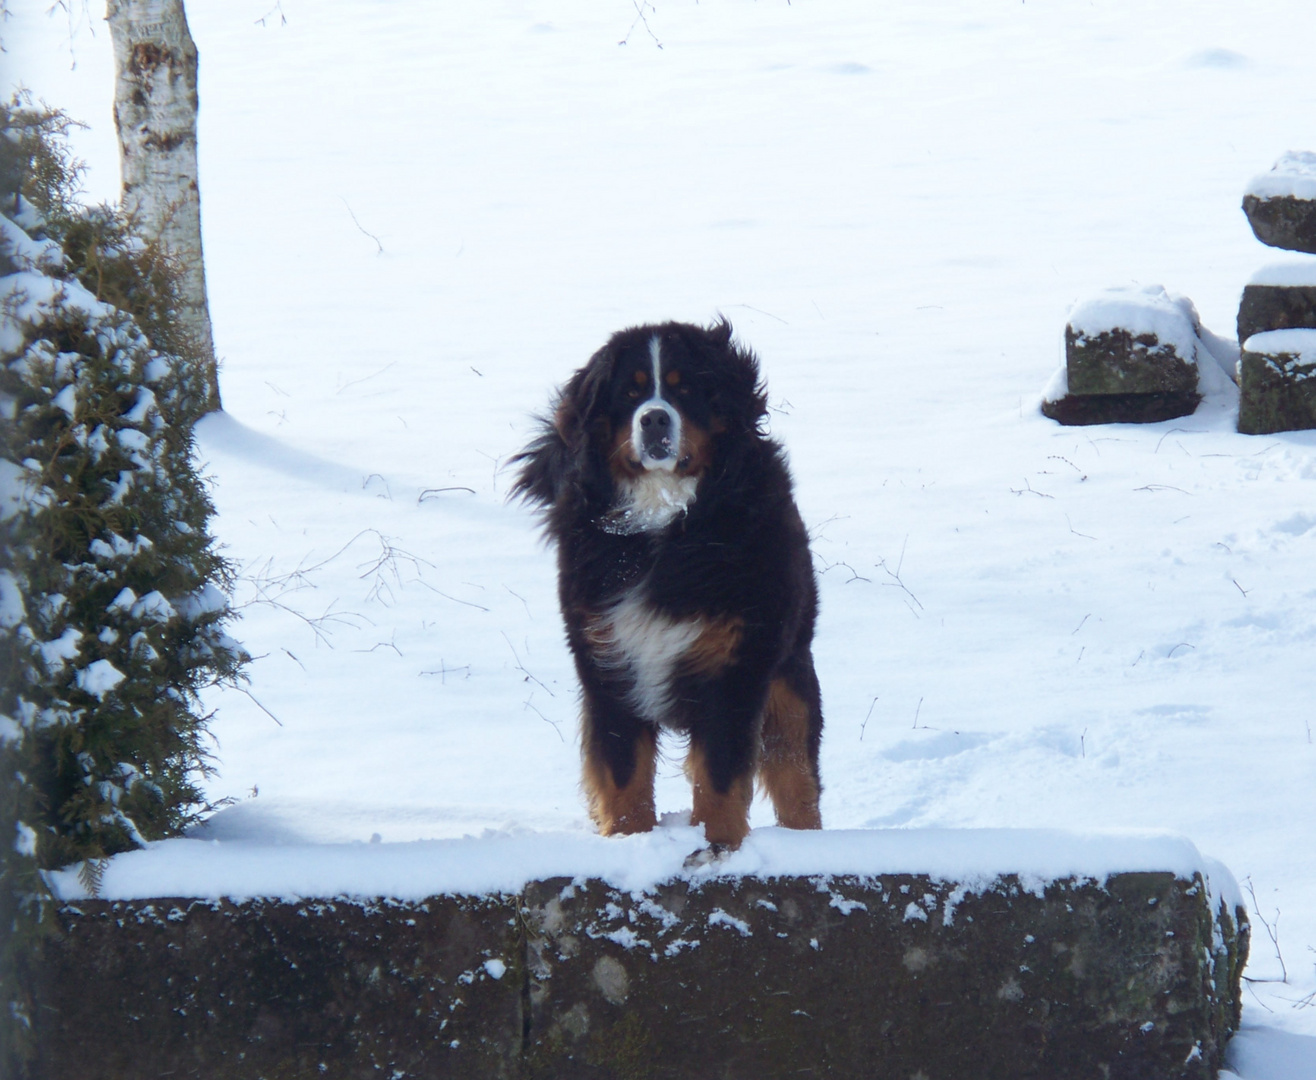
[665,370,681,386]
[634,370,648,386]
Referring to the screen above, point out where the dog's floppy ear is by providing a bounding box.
[553,343,613,449]
[510,342,615,507]
[707,317,768,436]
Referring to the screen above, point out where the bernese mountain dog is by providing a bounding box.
[513,319,822,849]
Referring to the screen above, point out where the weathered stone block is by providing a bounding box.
[29,894,523,1080]
[1243,151,1316,254]
[1237,283,1316,343]
[1042,287,1205,425]
[521,872,1245,1080]
[1236,259,1316,345]
[1243,195,1316,254]
[1041,388,1202,426]
[1238,328,1316,434]
[1065,326,1198,397]
[24,858,1248,1079]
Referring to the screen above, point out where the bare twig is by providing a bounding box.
[723,303,788,324]
[362,473,392,500]
[911,697,924,730]
[524,694,564,741]
[1046,454,1087,480]
[1009,479,1053,499]
[415,581,491,612]
[418,486,476,503]
[355,533,433,606]
[1133,484,1192,495]
[355,633,402,657]
[255,2,287,26]
[423,662,468,683]
[816,556,870,584]
[341,196,384,254]
[505,585,533,619]
[1154,427,1201,453]
[874,536,923,615]
[1065,514,1096,540]
[231,685,282,727]
[619,0,662,47]
[860,695,878,740]
[1242,878,1288,983]
[807,513,847,542]
[502,632,554,697]
[420,661,472,684]
[336,360,396,395]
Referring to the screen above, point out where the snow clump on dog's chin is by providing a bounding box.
[598,470,700,535]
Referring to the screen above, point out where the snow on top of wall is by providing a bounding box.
[1066,285,1201,361]
[1248,257,1316,287]
[1246,151,1316,202]
[44,825,1242,917]
[1242,327,1316,360]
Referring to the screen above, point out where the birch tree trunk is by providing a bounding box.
[107,0,220,413]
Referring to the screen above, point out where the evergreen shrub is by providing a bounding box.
[1,95,246,1062]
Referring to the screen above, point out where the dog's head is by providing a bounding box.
[514,319,768,516]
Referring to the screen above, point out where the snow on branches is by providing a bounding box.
[0,102,246,885]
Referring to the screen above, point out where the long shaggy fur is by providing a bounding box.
[513,319,823,848]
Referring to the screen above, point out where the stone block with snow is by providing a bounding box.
[1042,286,1203,425]
[30,828,1249,1080]
[1236,257,1316,343]
[1238,328,1316,434]
[1243,151,1316,254]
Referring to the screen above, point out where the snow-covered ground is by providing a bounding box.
[12,1,1316,1074]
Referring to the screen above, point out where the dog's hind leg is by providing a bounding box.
[582,714,658,836]
[758,670,823,831]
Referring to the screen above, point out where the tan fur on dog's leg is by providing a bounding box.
[686,745,753,848]
[758,678,822,830]
[583,727,658,835]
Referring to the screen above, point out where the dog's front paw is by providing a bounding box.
[682,843,731,870]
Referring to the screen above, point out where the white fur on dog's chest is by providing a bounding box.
[589,591,702,724]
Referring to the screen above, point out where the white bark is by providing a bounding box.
[107,0,219,411]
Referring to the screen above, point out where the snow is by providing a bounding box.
[0,213,63,275]
[0,569,25,628]
[38,627,83,670]
[1067,285,1202,361]
[1248,258,1316,287]
[11,0,1316,1071]
[74,658,126,700]
[1243,328,1316,361]
[1246,151,1316,202]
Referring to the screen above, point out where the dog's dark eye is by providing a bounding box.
[627,388,641,400]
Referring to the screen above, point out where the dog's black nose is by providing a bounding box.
[640,409,670,431]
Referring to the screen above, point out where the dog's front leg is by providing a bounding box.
[579,688,659,836]
[678,660,774,850]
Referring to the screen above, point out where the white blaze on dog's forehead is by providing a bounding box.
[649,334,663,391]
[631,332,682,473]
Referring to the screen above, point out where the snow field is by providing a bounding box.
[10,1,1316,1073]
